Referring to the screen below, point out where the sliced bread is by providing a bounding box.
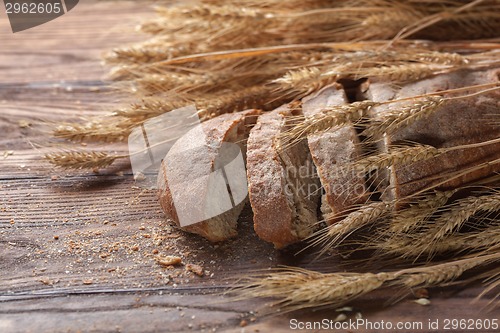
[302,85,368,222]
[247,103,321,248]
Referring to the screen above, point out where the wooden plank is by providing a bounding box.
[0,1,498,332]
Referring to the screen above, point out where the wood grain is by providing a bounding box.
[0,2,497,332]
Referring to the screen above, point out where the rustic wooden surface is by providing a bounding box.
[0,2,498,333]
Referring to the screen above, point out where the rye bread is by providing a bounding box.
[247,103,321,248]
[365,68,500,201]
[302,85,368,222]
[157,109,261,242]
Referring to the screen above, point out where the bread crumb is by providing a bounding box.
[414,298,431,306]
[18,120,31,128]
[186,264,204,277]
[240,320,248,327]
[40,278,52,285]
[415,288,429,298]
[3,151,14,158]
[334,314,347,322]
[156,255,182,267]
[134,172,146,181]
[336,306,353,312]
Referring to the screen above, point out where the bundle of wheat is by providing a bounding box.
[46,0,499,313]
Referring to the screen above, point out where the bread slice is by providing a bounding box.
[157,109,261,242]
[247,103,321,248]
[365,68,500,201]
[302,85,368,222]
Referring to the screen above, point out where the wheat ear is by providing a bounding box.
[380,224,500,260]
[379,192,500,260]
[233,253,500,313]
[281,100,377,146]
[427,192,500,242]
[52,117,139,143]
[45,151,127,170]
[309,201,393,253]
[388,190,457,234]
[352,144,441,174]
[362,96,445,138]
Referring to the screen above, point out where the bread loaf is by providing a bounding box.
[247,103,321,248]
[157,109,261,242]
[366,68,500,201]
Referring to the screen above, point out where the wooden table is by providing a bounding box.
[0,2,497,332]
